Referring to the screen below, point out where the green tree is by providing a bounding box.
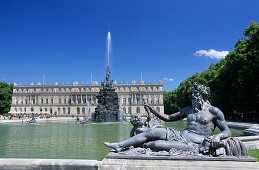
[164,22,259,121]
[0,82,13,114]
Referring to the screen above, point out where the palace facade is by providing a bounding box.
[10,80,164,118]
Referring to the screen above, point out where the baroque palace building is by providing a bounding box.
[10,80,164,118]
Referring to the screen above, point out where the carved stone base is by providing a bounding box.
[106,151,257,162]
[101,152,258,170]
[100,157,259,170]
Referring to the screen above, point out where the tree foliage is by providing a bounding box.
[0,82,13,114]
[164,22,259,121]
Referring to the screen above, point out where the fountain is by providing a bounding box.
[118,97,123,122]
[92,32,120,122]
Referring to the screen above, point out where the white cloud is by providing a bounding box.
[162,77,174,82]
[194,49,229,59]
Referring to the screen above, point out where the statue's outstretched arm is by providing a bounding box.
[144,104,185,122]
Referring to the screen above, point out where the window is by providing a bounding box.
[82,107,85,114]
[156,107,160,112]
[128,96,132,105]
[123,107,126,114]
[87,96,91,103]
[31,107,34,112]
[83,96,86,103]
[136,95,140,104]
[46,99,48,104]
[40,108,42,112]
[77,107,80,115]
[136,107,140,113]
[77,96,81,104]
[32,96,35,104]
[59,98,61,104]
[123,97,126,104]
[51,99,53,104]
[41,99,43,104]
[128,107,132,115]
[45,108,47,112]
[73,95,76,103]
[151,96,154,104]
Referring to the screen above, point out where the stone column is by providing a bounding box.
[91,95,93,104]
[23,96,26,105]
[81,95,83,104]
[71,95,74,104]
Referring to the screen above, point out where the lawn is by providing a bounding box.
[248,149,259,160]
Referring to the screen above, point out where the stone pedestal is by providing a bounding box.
[100,158,259,170]
[100,152,258,170]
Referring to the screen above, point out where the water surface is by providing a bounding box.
[0,120,242,160]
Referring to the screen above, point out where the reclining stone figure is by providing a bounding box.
[104,83,248,157]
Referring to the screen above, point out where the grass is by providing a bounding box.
[248,149,259,160]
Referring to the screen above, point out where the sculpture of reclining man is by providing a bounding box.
[104,83,247,157]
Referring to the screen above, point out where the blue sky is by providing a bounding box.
[0,0,258,91]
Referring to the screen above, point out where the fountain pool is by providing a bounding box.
[0,120,243,160]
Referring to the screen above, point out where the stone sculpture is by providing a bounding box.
[104,83,249,158]
[93,66,119,122]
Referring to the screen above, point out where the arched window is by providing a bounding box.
[31,107,34,112]
[136,107,140,113]
[77,107,80,115]
[58,108,61,114]
[128,107,132,115]
[156,107,160,112]
[63,108,66,114]
[123,107,126,114]
[82,107,85,114]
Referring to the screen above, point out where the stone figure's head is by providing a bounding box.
[130,114,144,128]
[192,83,210,110]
